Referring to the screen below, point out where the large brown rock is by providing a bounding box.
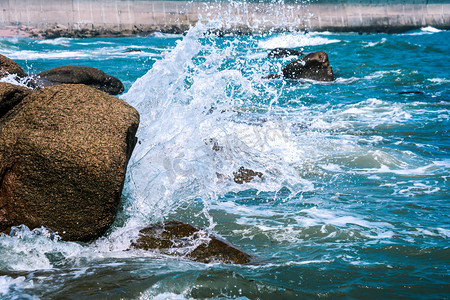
[36,65,125,95]
[131,221,253,264]
[282,51,334,81]
[0,83,33,118]
[0,54,27,79]
[0,84,139,241]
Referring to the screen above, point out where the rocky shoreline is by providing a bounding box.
[0,53,259,264]
[0,45,337,262]
[3,22,450,40]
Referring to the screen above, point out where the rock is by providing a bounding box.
[268,48,304,58]
[0,54,27,79]
[124,49,142,53]
[233,166,263,184]
[282,51,334,81]
[0,83,33,118]
[398,91,424,95]
[36,65,125,95]
[262,73,282,79]
[131,221,253,264]
[0,84,139,241]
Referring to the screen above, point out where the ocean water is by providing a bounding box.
[0,23,449,299]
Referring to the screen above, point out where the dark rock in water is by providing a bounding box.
[0,84,139,241]
[233,166,263,184]
[36,65,125,95]
[398,91,424,95]
[0,83,33,118]
[282,51,334,81]
[262,73,282,79]
[124,49,142,53]
[268,48,304,58]
[131,220,253,264]
[0,54,27,79]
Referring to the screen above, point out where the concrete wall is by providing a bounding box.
[0,0,449,37]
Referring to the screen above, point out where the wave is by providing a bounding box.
[37,37,71,46]
[364,38,387,48]
[403,26,445,36]
[2,48,163,61]
[149,32,184,38]
[0,276,35,299]
[258,32,340,49]
[428,78,450,84]
[421,26,442,33]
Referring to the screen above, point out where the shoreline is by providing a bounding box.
[0,1,449,38]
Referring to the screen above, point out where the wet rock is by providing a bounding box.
[282,51,334,81]
[131,220,253,264]
[0,54,27,79]
[36,65,125,95]
[0,83,33,118]
[398,91,424,95]
[268,48,304,58]
[262,73,282,79]
[124,49,142,53]
[0,84,139,241]
[233,166,263,184]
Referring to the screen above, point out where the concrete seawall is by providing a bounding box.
[0,0,449,37]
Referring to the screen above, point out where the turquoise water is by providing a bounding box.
[0,24,449,299]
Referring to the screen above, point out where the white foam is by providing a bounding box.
[0,73,34,88]
[0,276,35,297]
[149,293,191,300]
[436,228,450,238]
[300,207,392,229]
[149,32,184,38]
[244,260,333,270]
[0,225,85,270]
[421,26,442,33]
[320,163,343,172]
[338,97,413,128]
[334,76,359,84]
[428,78,450,84]
[5,50,91,60]
[258,33,340,49]
[76,41,116,45]
[363,70,401,80]
[119,22,317,228]
[365,38,386,48]
[433,159,450,168]
[37,37,71,46]
[403,26,444,36]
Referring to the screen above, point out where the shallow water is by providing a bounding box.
[0,24,449,299]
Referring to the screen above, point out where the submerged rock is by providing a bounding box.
[124,48,142,53]
[233,166,263,184]
[0,84,139,241]
[268,48,304,58]
[0,54,27,79]
[36,65,125,95]
[398,91,424,95]
[131,221,253,264]
[0,83,33,118]
[282,51,334,81]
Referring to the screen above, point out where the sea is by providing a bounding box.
[0,18,449,299]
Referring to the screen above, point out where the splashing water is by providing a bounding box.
[0,6,449,297]
[120,22,314,229]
